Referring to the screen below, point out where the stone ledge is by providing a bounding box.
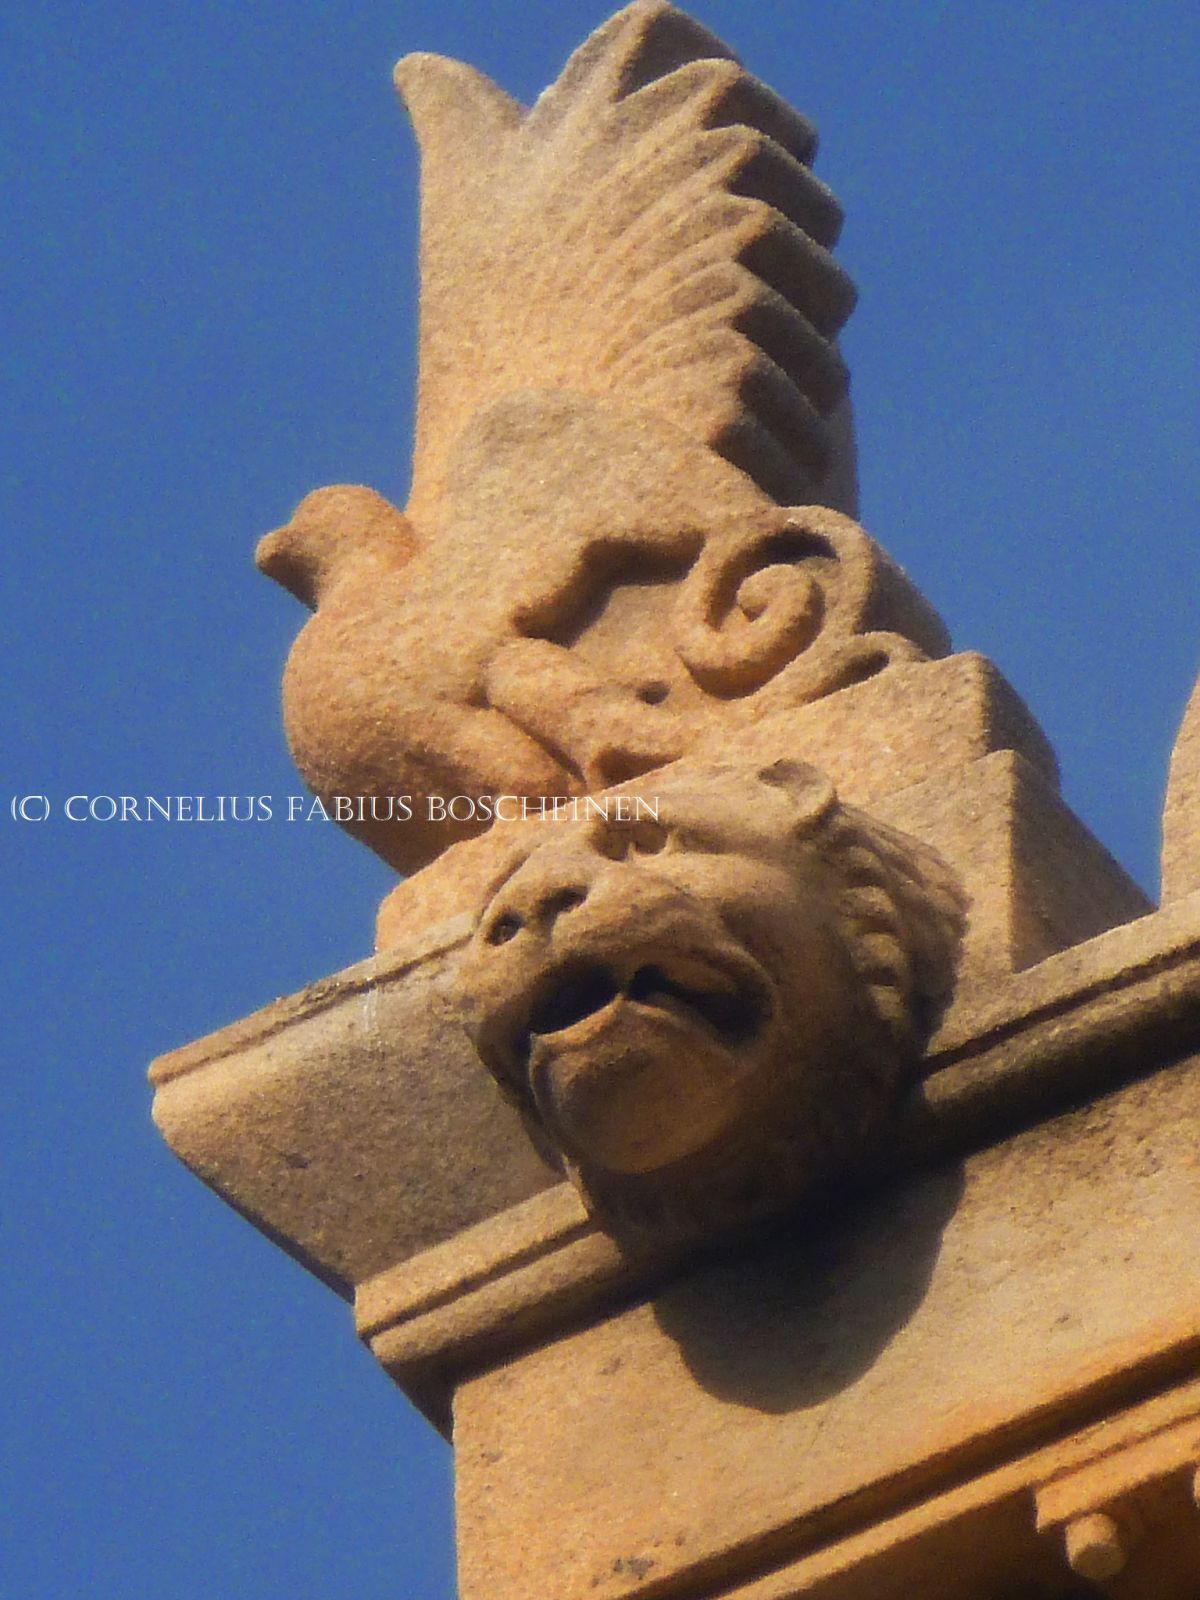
[707,1371,1200,1600]
[358,890,1200,1428]
[913,885,1200,1160]
[149,913,474,1088]
[150,913,553,1295]
[150,776,1160,1307]
[452,1054,1200,1599]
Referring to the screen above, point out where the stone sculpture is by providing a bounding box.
[254,0,946,873]
[460,759,965,1238]
[154,7,1200,1596]
[252,0,970,1235]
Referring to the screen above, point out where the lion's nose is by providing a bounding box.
[481,871,592,947]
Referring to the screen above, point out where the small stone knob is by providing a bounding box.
[1064,1512,1126,1581]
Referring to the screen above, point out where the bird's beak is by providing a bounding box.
[256,525,316,609]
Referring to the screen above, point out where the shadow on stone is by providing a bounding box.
[651,1160,965,1415]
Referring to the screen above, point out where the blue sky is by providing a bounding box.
[2,3,1197,1597]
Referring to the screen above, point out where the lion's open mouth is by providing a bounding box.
[517,952,766,1067]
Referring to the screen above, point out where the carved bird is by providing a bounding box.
[258,1,873,874]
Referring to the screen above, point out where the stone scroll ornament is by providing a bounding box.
[256,2,967,1239]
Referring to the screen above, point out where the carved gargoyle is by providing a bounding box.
[459,760,965,1240]
[255,1,948,874]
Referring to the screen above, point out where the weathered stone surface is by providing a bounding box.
[153,884,1200,1425]
[459,758,964,1240]
[373,651,1052,949]
[875,748,1150,979]
[150,6,1200,1598]
[394,3,859,523]
[370,654,1146,1001]
[453,1049,1200,1600]
[238,0,1158,1245]
[150,920,554,1294]
[253,2,953,876]
[709,1375,1200,1599]
[260,464,947,876]
[1163,672,1200,901]
[151,750,1152,1307]
[353,893,1200,1438]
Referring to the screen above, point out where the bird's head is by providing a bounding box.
[256,484,417,610]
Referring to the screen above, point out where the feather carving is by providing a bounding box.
[395,0,858,522]
[256,4,900,876]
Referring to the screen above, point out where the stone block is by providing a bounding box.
[453,1051,1200,1600]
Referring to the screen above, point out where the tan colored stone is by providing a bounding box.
[149,785,1162,1327]
[154,726,1149,1276]
[353,901,1200,1449]
[1038,1422,1200,1533]
[345,894,1200,1459]
[458,757,964,1240]
[875,748,1150,980]
[242,0,1151,1266]
[152,882,1200,1430]
[260,469,949,876]
[912,884,1200,1156]
[393,1,858,524]
[452,1049,1200,1600]
[150,922,555,1293]
[1163,672,1200,901]
[149,8,1200,1599]
[251,2,967,876]
[373,650,1051,949]
[1062,1513,1127,1580]
[709,1375,1200,1599]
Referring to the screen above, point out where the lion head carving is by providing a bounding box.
[458,759,966,1241]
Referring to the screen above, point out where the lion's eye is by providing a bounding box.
[486,912,523,945]
[629,820,668,855]
[669,826,714,854]
[594,827,628,861]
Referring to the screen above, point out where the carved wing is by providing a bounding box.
[395,0,857,523]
